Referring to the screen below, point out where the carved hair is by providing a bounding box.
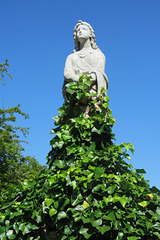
[73,20,99,52]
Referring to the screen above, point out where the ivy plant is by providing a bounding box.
[1,76,160,240]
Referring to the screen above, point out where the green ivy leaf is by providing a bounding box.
[19,223,30,235]
[57,211,67,220]
[54,201,59,209]
[98,225,111,234]
[45,198,54,207]
[0,227,6,239]
[146,221,153,230]
[48,176,55,186]
[103,211,116,221]
[49,208,57,217]
[66,88,74,94]
[127,237,140,240]
[94,167,105,179]
[83,200,89,209]
[6,230,16,239]
[77,92,83,100]
[136,169,146,174]
[13,223,19,234]
[138,201,147,207]
[119,195,128,208]
[36,214,42,223]
[92,219,102,227]
[54,159,66,169]
[92,184,102,192]
[102,103,108,108]
[79,227,91,239]
[153,232,160,238]
[52,115,60,125]
[106,184,117,194]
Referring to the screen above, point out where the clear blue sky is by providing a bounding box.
[1,0,160,188]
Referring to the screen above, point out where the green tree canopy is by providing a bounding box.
[0,61,46,206]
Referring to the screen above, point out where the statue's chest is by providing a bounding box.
[74,52,97,70]
[79,52,94,65]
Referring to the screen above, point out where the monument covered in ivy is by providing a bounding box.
[1,21,160,240]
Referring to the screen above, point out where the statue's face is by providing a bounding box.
[76,24,90,41]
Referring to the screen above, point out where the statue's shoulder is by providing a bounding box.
[93,49,106,60]
[66,52,78,61]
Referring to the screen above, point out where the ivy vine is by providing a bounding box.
[1,76,160,240]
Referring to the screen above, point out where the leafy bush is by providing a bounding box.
[1,76,160,240]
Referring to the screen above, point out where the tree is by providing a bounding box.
[0,78,160,240]
[0,61,46,206]
[0,105,46,205]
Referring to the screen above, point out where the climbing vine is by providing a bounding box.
[1,76,160,240]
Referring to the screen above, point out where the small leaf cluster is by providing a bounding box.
[1,77,160,239]
[0,59,13,85]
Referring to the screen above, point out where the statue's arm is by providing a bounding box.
[87,52,106,83]
[64,55,79,82]
[94,52,109,90]
[96,52,106,73]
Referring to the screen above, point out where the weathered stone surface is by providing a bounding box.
[62,20,108,100]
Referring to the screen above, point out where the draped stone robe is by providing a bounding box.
[62,48,108,99]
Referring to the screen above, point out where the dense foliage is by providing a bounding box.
[0,105,46,205]
[1,77,160,240]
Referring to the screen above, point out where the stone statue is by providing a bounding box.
[62,20,108,100]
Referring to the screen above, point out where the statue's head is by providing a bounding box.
[73,20,99,52]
